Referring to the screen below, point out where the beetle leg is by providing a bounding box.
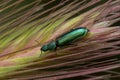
[40,50,42,57]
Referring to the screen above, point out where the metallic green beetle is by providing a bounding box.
[41,27,89,52]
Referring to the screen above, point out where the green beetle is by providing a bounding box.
[41,27,89,52]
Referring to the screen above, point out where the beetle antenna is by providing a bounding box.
[35,40,41,45]
[35,40,43,57]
